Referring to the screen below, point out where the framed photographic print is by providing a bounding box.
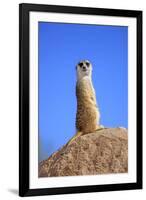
[19,3,142,197]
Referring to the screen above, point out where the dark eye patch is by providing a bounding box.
[78,62,83,67]
[86,62,90,67]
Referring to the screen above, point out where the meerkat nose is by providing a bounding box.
[83,66,86,70]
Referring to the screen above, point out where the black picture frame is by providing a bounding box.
[19,3,143,197]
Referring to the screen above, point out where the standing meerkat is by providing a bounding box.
[68,60,102,145]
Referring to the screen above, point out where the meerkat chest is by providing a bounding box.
[76,77,96,104]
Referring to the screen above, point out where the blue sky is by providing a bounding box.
[38,22,128,162]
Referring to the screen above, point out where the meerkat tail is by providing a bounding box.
[67,131,83,146]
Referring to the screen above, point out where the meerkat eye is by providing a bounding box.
[79,62,83,68]
[86,62,90,67]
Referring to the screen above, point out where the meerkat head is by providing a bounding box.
[76,60,92,81]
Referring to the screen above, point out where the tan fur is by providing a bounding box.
[67,60,101,145]
[76,77,100,134]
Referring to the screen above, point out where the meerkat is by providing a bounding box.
[67,60,103,145]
